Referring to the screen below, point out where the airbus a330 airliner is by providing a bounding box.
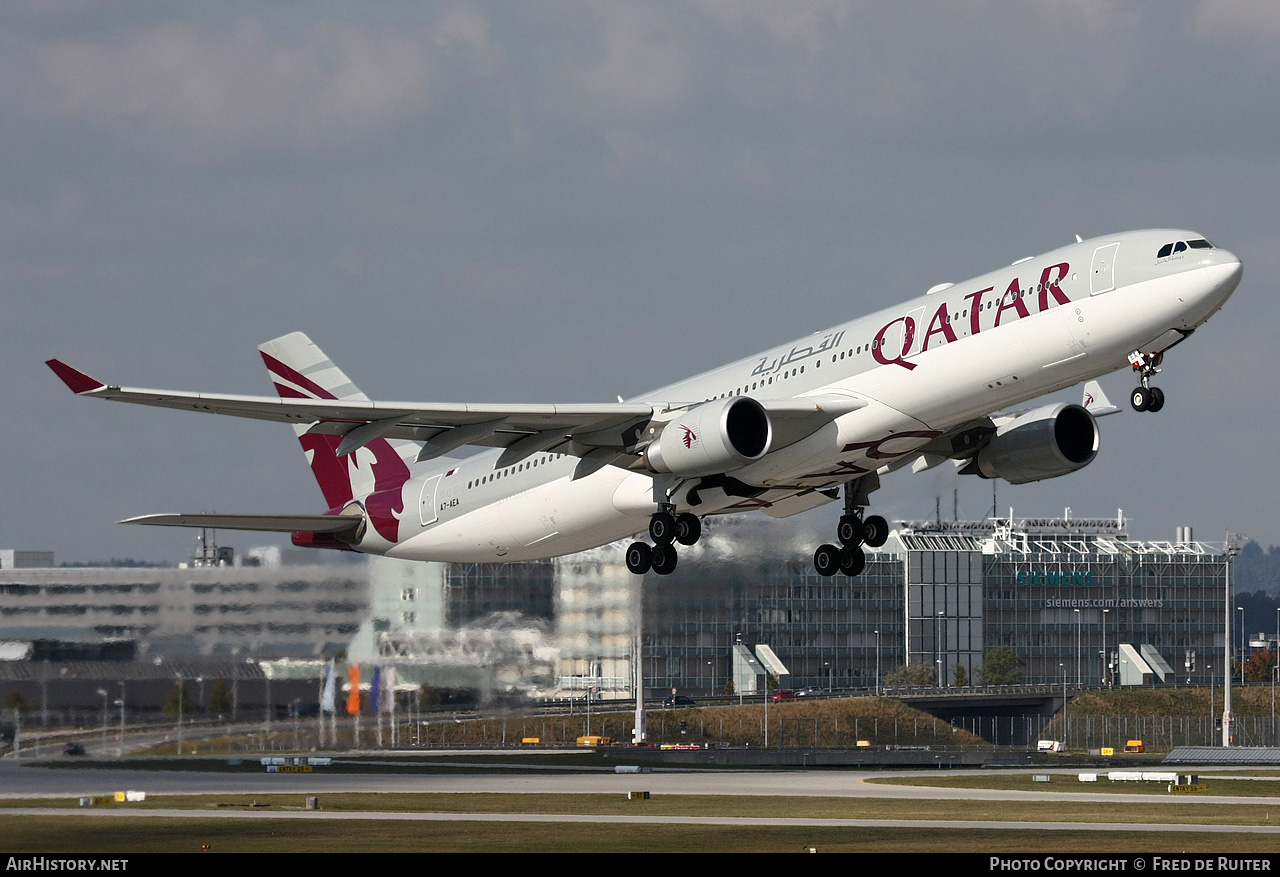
[49,229,1240,577]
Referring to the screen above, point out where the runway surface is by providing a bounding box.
[6,758,1280,816]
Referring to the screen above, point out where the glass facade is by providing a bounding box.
[981,531,1225,685]
[640,553,903,695]
[557,514,1229,697]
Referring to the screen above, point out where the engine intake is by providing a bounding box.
[964,403,1099,485]
[645,396,772,477]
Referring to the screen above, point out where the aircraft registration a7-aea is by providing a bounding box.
[50,229,1240,578]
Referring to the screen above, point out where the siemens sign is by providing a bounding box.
[1016,570,1096,586]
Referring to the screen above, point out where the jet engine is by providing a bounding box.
[644,396,772,477]
[963,403,1099,485]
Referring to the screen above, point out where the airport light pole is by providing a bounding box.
[1074,608,1082,688]
[1208,664,1214,743]
[1102,609,1110,687]
[874,630,881,696]
[1060,663,1067,747]
[115,682,125,758]
[936,610,945,687]
[1224,533,1247,746]
[1238,606,1246,684]
[176,672,184,756]
[97,688,108,753]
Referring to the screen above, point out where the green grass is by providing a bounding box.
[7,790,1280,826]
[867,771,1280,797]
[8,789,1280,853]
[2,815,1277,854]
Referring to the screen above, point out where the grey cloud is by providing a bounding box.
[4,2,1278,564]
[21,17,442,162]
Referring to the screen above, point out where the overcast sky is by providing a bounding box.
[3,2,1277,564]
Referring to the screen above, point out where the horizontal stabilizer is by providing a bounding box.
[119,514,364,535]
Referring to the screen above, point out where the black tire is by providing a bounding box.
[862,515,889,548]
[813,543,841,577]
[1130,386,1152,412]
[649,512,677,544]
[675,513,702,546]
[839,544,866,577]
[625,542,652,575]
[837,515,862,547]
[651,543,678,575]
[1148,387,1165,412]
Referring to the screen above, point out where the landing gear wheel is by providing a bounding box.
[837,515,862,547]
[1147,387,1165,412]
[649,512,677,544]
[862,515,889,548]
[651,543,678,575]
[675,513,702,546]
[1130,386,1152,412]
[625,542,652,575]
[814,543,841,577]
[839,544,866,577]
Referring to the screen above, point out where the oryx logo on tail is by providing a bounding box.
[259,334,410,543]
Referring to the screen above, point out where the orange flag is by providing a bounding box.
[346,664,361,715]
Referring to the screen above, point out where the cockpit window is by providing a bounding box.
[1158,239,1214,259]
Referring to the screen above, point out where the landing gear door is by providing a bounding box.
[1090,243,1120,296]
[419,474,442,527]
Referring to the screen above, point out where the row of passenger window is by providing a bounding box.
[467,454,565,490]
[707,279,1068,403]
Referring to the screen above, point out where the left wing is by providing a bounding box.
[46,356,861,471]
[46,358,656,465]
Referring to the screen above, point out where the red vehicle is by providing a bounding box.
[771,689,796,702]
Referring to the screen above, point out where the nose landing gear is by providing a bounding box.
[1128,350,1166,412]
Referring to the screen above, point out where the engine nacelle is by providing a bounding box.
[644,396,772,477]
[965,403,1099,485]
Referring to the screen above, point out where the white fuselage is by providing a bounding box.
[378,229,1240,563]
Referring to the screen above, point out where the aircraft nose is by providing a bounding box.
[1195,247,1242,312]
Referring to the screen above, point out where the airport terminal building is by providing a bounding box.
[571,512,1228,697]
[1,511,1230,703]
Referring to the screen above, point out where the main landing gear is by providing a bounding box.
[814,479,887,578]
[1128,350,1166,413]
[626,507,702,576]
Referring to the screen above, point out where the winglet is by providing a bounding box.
[46,360,106,394]
[1082,380,1120,417]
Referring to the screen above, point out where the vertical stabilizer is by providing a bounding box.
[258,332,410,541]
